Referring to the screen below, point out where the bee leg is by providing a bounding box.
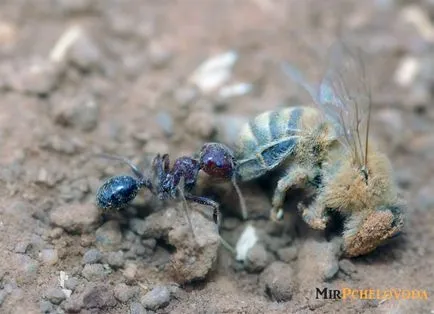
[297,197,328,230]
[271,167,310,222]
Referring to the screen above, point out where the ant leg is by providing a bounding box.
[177,176,197,241]
[271,166,311,221]
[162,154,170,173]
[152,154,163,177]
[152,154,170,189]
[184,194,220,225]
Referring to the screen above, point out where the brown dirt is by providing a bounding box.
[0,0,433,313]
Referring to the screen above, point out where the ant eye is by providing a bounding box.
[199,143,235,179]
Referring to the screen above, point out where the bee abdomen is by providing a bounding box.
[236,107,304,157]
[235,107,306,181]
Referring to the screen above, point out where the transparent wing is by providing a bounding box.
[281,41,372,168]
[280,62,320,104]
[317,41,372,167]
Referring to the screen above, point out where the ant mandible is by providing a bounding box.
[96,143,247,235]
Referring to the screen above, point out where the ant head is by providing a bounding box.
[199,142,236,180]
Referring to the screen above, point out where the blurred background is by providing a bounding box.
[0,0,433,313]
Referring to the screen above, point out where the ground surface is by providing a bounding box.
[0,0,434,313]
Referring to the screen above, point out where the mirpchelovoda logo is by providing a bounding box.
[316,287,429,300]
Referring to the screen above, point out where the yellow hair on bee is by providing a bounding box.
[322,143,398,215]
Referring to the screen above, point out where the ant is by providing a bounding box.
[96,143,247,239]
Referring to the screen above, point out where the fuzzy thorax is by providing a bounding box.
[294,122,335,167]
[322,145,398,215]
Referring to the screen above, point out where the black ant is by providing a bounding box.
[95,143,247,239]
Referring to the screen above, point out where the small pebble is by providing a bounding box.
[80,234,94,247]
[123,262,137,282]
[259,261,295,302]
[144,140,169,156]
[174,86,199,108]
[185,111,216,139]
[395,168,414,190]
[40,249,59,266]
[16,254,39,283]
[39,300,53,313]
[140,285,171,310]
[130,301,147,314]
[297,238,342,283]
[245,244,271,273]
[45,288,66,305]
[82,263,107,281]
[277,246,298,263]
[221,217,240,231]
[416,179,434,210]
[408,134,434,157]
[124,230,138,242]
[141,238,157,251]
[339,259,357,275]
[131,243,147,256]
[0,21,17,46]
[5,58,63,95]
[148,43,172,69]
[61,295,83,312]
[114,283,139,303]
[50,203,100,233]
[64,277,80,291]
[0,290,9,306]
[129,218,148,236]
[39,134,84,155]
[106,251,124,268]
[55,0,98,14]
[68,31,102,71]
[214,114,248,146]
[155,111,173,136]
[14,241,30,254]
[49,227,64,239]
[51,93,100,132]
[82,248,102,265]
[95,220,123,252]
[82,284,117,309]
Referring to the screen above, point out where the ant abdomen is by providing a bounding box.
[96,175,141,210]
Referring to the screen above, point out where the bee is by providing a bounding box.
[233,41,405,257]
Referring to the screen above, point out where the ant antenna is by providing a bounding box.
[231,177,248,220]
[177,176,197,243]
[94,153,144,179]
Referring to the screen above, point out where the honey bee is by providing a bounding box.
[234,41,405,257]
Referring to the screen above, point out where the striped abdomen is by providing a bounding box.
[235,106,323,181]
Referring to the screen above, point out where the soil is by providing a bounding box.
[0,0,433,313]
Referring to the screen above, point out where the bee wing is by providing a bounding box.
[317,41,372,167]
[280,41,372,167]
[280,62,320,104]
